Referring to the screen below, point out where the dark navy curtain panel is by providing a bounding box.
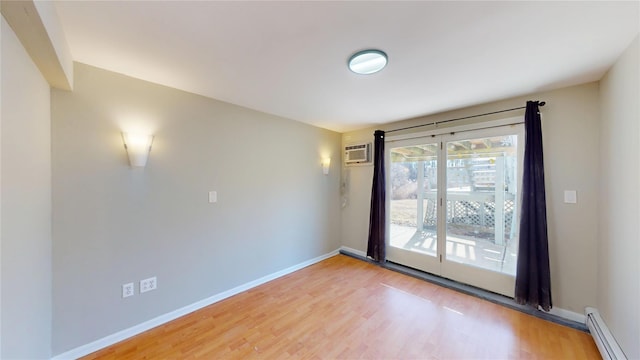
[515,101,552,311]
[367,130,386,262]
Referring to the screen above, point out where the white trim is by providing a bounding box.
[339,246,367,258]
[548,307,586,324]
[386,116,523,142]
[51,249,340,360]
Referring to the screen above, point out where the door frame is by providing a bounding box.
[385,117,524,297]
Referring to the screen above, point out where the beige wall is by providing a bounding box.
[0,17,52,359]
[3,4,635,355]
[598,35,639,359]
[51,63,342,354]
[341,82,601,315]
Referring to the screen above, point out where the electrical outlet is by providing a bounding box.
[122,283,134,298]
[140,277,157,293]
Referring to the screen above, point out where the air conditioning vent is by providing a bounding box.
[344,143,371,165]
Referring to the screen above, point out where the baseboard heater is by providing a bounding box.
[585,307,626,360]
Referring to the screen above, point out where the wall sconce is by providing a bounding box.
[122,133,153,167]
[322,157,331,175]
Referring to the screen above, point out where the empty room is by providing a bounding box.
[1,1,638,359]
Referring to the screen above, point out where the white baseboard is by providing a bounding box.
[548,307,586,324]
[51,249,340,360]
[339,246,367,258]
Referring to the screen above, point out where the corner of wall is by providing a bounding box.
[596,34,640,360]
[1,15,53,359]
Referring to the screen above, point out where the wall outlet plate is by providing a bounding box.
[140,277,157,293]
[122,283,134,298]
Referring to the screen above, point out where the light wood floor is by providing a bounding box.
[82,254,599,359]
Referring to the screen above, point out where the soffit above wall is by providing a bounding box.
[1,0,73,90]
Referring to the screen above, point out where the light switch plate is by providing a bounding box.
[564,190,577,204]
[208,191,217,203]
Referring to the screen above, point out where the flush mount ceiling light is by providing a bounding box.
[348,49,388,75]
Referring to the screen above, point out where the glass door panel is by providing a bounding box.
[444,134,519,276]
[439,126,524,297]
[387,141,440,273]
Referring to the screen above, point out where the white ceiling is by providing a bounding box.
[54,1,639,132]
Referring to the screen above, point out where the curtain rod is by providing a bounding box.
[386,101,546,134]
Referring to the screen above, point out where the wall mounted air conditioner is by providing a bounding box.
[344,143,371,166]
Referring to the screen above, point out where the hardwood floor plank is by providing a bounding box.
[81,254,599,359]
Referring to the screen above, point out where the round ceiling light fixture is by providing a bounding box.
[348,49,388,75]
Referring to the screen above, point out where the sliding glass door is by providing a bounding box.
[387,139,441,274]
[387,124,524,296]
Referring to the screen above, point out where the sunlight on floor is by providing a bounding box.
[390,224,517,275]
